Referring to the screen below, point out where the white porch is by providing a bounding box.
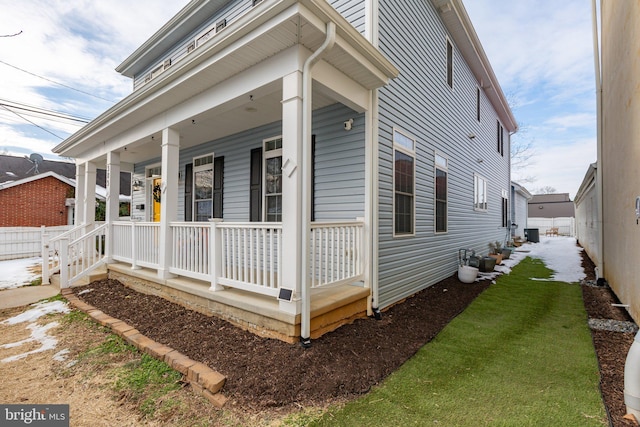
[50,0,398,342]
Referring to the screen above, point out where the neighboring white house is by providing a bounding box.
[574,163,598,269]
[510,182,532,240]
[51,0,516,344]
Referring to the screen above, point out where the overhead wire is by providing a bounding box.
[0,99,90,123]
[0,105,64,140]
[0,59,117,103]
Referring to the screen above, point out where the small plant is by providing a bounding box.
[488,241,502,255]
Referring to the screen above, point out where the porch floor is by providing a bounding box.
[93,262,370,343]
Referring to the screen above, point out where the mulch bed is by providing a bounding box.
[73,246,637,425]
[74,275,490,409]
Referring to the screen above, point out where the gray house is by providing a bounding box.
[510,182,532,240]
[51,0,516,344]
[528,193,575,218]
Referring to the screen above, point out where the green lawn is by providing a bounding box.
[310,257,607,427]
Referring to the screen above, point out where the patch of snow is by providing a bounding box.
[525,236,586,283]
[473,236,585,284]
[0,257,41,290]
[53,349,70,362]
[0,301,70,326]
[1,321,60,363]
[0,301,70,363]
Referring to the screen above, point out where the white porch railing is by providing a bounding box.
[112,221,160,269]
[64,219,363,298]
[310,221,364,288]
[170,222,211,282]
[42,224,92,284]
[54,223,107,287]
[216,222,283,297]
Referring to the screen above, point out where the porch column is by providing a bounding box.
[83,161,96,228]
[105,151,120,262]
[74,163,85,226]
[280,70,303,315]
[158,127,180,280]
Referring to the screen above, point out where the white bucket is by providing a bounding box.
[458,265,479,283]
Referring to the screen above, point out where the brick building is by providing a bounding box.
[0,172,75,226]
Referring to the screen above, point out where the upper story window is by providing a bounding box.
[435,154,448,233]
[474,174,488,211]
[476,87,481,122]
[446,39,454,89]
[497,120,504,156]
[393,129,415,236]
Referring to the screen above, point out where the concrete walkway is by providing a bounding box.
[0,284,60,310]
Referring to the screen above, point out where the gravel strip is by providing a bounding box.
[589,318,638,334]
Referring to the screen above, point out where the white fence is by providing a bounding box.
[527,217,576,237]
[0,225,72,260]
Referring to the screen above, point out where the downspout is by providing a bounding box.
[591,0,604,281]
[300,21,336,347]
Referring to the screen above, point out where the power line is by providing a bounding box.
[0,104,64,140]
[0,59,117,103]
[0,31,22,38]
[0,99,90,123]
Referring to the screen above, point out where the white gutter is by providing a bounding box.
[300,21,336,345]
[591,0,604,279]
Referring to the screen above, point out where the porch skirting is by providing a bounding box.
[106,262,369,343]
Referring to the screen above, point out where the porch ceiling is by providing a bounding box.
[53,0,398,164]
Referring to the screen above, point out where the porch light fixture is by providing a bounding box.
[468,133,476,139]
[344,118,353,131]
[132,179,143,191]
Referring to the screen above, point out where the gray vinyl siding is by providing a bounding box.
[133,0,250,89]
[329,0,366,34]
[375,0,511,308]
[130,104,364,222]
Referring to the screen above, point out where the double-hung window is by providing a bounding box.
[393,129,415,236]
[393,129,416,236]
[264,136,282,222]
[193,154,214,221]
[474,174,488,211]
[435,154,448,233]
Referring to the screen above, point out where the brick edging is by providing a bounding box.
[61,288,227,408]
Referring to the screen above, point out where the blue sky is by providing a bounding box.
[0,0,597,197]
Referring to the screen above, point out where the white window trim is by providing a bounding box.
[474,173,488,212]
[392,128,416,238]
[434,152,449,234]
[144,163,162,221]
[263,135,283,222]
[193,153,215,222]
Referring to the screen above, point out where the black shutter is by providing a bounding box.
[250,147,262,222]
[184,163,193,221]
[213,156,224,218]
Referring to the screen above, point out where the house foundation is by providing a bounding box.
[103,262,369,343]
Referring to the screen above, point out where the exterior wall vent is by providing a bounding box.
[216,19,227,32]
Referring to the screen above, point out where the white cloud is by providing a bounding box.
[0,0,188,155]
